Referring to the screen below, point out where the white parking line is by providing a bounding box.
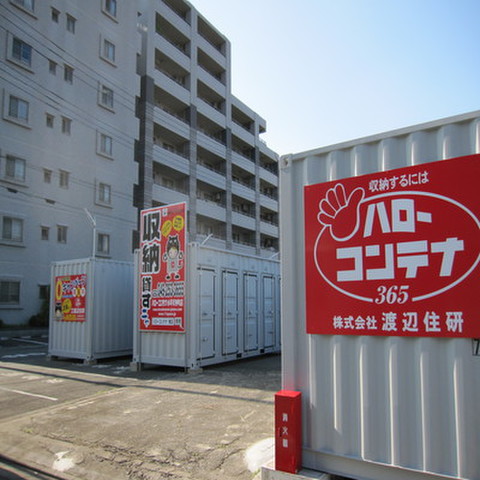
[0,386,58,401]
[12,337,48,346]
[1,353,45,359]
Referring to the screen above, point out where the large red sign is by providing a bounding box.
[304,154,480,337]
[139,203,186,332]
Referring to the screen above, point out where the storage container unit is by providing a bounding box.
[132,242,281,370]
[49,258,134,363]
[280,111,480,480]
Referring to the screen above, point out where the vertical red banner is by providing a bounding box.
[139,202,187,332]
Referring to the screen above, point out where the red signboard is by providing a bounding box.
[304,154,480,337]
[54,274,87,322]
[139,202,186,332]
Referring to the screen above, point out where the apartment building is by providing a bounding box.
[0,0,279,326]
[0,0,139,326]
[135,0,279,255]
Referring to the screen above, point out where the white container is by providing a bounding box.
[49,258,134,363]
[280,111,480,480]
[132,242,281,369]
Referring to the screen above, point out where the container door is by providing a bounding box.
[263,275,275,348]
[199,268,215,359]
[223,271,239,355]
[244,273,258,351]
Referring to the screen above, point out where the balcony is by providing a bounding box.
[161,0,191,25]
[259,165,278,186]
[196,197,226,222]
[197,131,226,158]
[155,38,189,74]
[196,97,225,128]
[153,107,190,140]
[156,13,190,57]
[155,49,189,90]
[197,34,226,71]
[232,211,256,231]
[196,163,226,190]
[232,180,255,203]
[231,150,255,175]
[153,123,190,173]
[260,220,279,238]
[197,63,226,98]
[231,120,254,145]
[259,192,278,212]
[152,183,188,206]
[153,145,189,175]
[232,225,256,252]
[197,213,227,248]
[197,16,226,56]
[153,73,189,105]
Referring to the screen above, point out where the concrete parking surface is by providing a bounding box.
[0,331,280,480]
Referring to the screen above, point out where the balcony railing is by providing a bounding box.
[155,65,187,88]
[197,158,225,175]
[154,142,189,160]
[232,176,254,190]
[232,147,254,163]
[198,127,226,146]
[156,103,189,124]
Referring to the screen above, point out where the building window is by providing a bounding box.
[64,64,73,83]
[11,37,32,67]
[59,170,69,188]
[61,116,71,134]
[98,133,113,157]
[57,225,67,243]
[41,226,49,241]
[39,284,50,300]
[97,182,111,205]
[51,7,59,22]
[0,281,20,305]
[97,233,110,255]
[4,155,26,183]
[2,216,23,242]
[102,39,116,63]
[66,14,76,33]
[99,85,114,110]
[49,59,57,74]
[103,0,117,18]
[11,0,34,13]
[46,113,54,128]
[7,95,29,124]
[43,168,52,183]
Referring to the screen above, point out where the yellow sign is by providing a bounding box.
[173,215,184,231]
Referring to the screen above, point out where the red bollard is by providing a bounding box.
[275,390,302,473]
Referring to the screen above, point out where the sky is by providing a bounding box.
[189,0,480,156]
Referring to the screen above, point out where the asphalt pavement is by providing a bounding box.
[0,330,281,480]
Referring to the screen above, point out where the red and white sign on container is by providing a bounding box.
[54,274,87,322]
[139,202,186,332]
[305,154,480,337]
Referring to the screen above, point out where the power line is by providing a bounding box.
[0,4,139,107]
[1,183,138,229]
[0,64,138,152]
[0,154,136,204]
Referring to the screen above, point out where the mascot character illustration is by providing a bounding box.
[162,234,184,280]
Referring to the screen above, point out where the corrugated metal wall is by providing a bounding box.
[280,111,480,480]
[49,258,133,362]
[133,243,281,369]
[49,259,91,360]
